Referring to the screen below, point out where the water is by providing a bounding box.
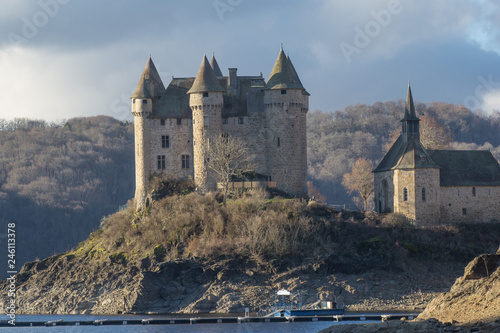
[0,315,379,332]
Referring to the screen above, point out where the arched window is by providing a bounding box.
[403,188,408,202]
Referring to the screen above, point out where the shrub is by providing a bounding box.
[381,213,412,228]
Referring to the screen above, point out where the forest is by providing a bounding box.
[0,116,134,278]
[308,101,500,206]
[1,101,500,276]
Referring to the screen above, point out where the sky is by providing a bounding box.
[1,0,500,122]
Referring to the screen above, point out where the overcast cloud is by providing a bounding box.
[0,0,499,122]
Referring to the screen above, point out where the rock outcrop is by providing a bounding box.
[418,247,500,324]
[1,253,463,315]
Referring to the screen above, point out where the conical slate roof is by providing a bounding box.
[265,48,305,90]
[402,82,419,121]
[131,57,165,99]
[210,53,223,77]
[188,55,225,94]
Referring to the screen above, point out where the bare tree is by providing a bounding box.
[419,115,452,150]
[342,158,374,211]
[206,133,254,205]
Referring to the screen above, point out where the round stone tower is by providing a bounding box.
[264,48,309,197]
[188,55,225,192]
[130,57,165,208]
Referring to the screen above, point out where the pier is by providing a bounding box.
[0,313,418,327]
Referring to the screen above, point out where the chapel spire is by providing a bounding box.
[401,81,420,142]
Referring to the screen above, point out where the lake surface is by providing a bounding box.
[0,314,379,332]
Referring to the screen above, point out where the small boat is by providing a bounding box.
[264,289,345,317]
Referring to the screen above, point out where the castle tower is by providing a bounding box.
[188,55,225,192]
[263,47,309,196]
[131,57,165,207]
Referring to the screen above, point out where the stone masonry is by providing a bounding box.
[131,48,309,207]
[374,83,500,225]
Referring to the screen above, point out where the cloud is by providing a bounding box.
[465,0,500,55]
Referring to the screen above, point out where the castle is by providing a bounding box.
[374,84,500,224]
[131,48,309,206]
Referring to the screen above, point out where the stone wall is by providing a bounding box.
[222,113,268,176]
[147,117,193,181]
[393,169,416,220]
[374,170,395,213]
[190,91,223,192]
[132,97,153,207]
[440,186,500,223]
[264,89,308,197]
[413,168,440,225]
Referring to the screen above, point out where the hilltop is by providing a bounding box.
[2,183,499,315]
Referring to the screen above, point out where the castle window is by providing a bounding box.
[472,187,476,196]
[160,119,165,126]
[457,189,460,196]
[403,188,408,202]
[132,99,135,104]
[238,117,244,124]
[157,155,165,170]
[422,188,426,202]
[177,118,182,126]
[142,99,147,104]
[161,135,169,148]
[281,89,286,95]
[462,208,467,215]
[203,92,209,97]
[182,155,190,169]
[277,137,281,147]
[223,118,228,124]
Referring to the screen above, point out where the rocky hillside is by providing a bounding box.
[320,247,500,333]
[419,247,500,324]
[1,185,499,315]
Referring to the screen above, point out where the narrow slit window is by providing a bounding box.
[177,118,182,126]
[422,188,426,202]
[403,188,408,202]
[472,187,476,196]
[182,155,190,169]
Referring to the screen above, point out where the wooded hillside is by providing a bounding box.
[0,116,134,278]
[308,101,500,206]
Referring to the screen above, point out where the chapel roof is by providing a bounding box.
[427,150,500,186]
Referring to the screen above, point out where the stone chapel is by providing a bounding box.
[374,84,500,225]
